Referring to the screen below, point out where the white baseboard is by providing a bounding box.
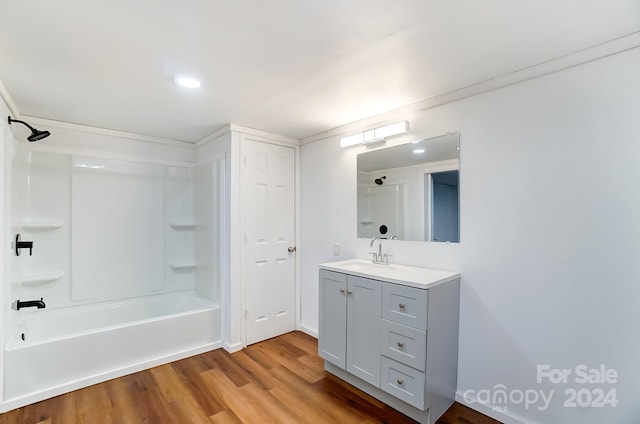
[223,341,244,353]
[296,324,318,338]
[455,391,533,424]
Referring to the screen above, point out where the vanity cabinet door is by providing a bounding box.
[318,270,347,368]
[346,275,382,387]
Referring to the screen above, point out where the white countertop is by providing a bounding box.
[319,259,460,289]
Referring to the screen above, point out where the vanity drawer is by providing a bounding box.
[382,283,428,330]
[380,356,426,410]
[380,319,426,371]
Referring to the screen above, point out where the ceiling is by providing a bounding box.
[0,1,638,143]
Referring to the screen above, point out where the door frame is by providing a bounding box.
[238,132,300,348]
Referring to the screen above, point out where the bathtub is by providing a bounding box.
[2,290,221,411]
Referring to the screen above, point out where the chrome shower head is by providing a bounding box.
[8,116,51,142]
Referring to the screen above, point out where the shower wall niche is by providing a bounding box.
[10,150,221,314]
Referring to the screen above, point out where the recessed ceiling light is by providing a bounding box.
[174,76,202,89]
[413,149,425,154]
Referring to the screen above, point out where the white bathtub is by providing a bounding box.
[2,290,221,410]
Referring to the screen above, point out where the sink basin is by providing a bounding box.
[333,260,397,274]
[319,259,459,289]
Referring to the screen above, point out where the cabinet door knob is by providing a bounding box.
[397,341,404,348]
[398,303,405,309]
[347,290,352,295]
[396,379,403,385]
[339,289,345,293]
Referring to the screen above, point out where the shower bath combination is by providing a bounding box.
[4,148,223,410]
[7,116,50,141]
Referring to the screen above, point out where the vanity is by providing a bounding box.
[318,259,460,424]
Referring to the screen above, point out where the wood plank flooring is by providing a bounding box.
[0,331,501,424]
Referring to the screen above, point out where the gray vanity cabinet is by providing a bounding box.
[318,262,460,424]
[318,270,382,387]
[318,270,347,367]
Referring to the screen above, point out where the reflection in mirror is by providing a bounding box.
[357,132,460,242]
[430,170,459,242]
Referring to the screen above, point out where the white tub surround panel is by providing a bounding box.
[71,158,166,300]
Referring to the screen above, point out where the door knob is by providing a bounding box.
[288,246,296,253]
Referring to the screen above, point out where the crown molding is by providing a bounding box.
[20,115,191,147]
[0,78,19,117]
[301,31,640,145]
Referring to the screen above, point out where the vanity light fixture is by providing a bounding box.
[340,120,409,148]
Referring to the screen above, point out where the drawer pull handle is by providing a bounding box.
[398,303,405,309]
[397,342,404,348]
[339,289,345,293]
[397,379,403,385]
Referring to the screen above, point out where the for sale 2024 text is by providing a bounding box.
[537,364,618,408]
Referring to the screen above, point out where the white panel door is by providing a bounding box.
[242,138,296,345]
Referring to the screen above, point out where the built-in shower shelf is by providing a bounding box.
[170,261,198,270]
[20,220,64,230]
[169,221,198,230]
[21,271,64,287]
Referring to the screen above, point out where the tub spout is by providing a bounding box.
[16,298,46,311]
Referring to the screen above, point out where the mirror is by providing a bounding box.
[357,132,460,242]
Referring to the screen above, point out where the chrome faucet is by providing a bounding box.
[369,236,380,262]
[369,236,390,264]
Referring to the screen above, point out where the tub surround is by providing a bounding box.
[3,127,225,412]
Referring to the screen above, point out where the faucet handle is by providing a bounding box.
[15,234,34,256]
[369,252,378,262]
[383,253,392,264]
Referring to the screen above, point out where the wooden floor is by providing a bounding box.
[0,331,501,424]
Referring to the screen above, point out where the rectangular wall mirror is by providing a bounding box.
[357,132,460,242]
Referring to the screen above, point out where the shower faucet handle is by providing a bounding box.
[15,234,33,256]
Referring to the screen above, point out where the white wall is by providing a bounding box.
[0,95,12,403]
[196,130,240,351]
[300,48,640,423]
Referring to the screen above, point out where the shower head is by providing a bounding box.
[27,128,51,142]
[374,176,386,185]
[7,116,51,142]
